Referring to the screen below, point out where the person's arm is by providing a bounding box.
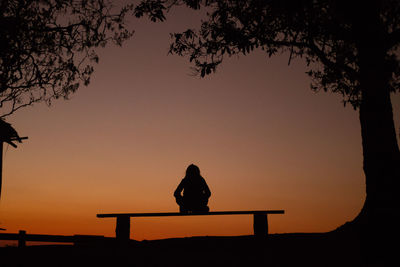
[202,179,211,198]
[174,179,185,198]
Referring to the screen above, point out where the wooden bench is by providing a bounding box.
[97,210,284,241]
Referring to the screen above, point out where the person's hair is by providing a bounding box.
[185,164,201,178]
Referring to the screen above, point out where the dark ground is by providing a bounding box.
[0,231,389,267]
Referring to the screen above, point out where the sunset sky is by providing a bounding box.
[1,5,399,243]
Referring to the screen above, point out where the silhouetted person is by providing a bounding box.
[174,164,211,213]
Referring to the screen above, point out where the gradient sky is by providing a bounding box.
[1,5,399,243]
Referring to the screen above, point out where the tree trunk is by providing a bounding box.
[356,75,400,231]
[335,5,400,263]
[341,6,400,262]
[350,63,400,264]
[352,2,400,234]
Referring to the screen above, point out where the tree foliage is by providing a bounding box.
[0,0,133,118]
[135,0,400,108]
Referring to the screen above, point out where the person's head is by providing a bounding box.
[185,164,200,178]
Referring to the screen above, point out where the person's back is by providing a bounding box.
[174,164,211,213]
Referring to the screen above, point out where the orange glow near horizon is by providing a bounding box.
[1,7,399,245]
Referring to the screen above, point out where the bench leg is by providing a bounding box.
[116,215,130,241]
[253,214,268,237]
[18,230,26,248]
